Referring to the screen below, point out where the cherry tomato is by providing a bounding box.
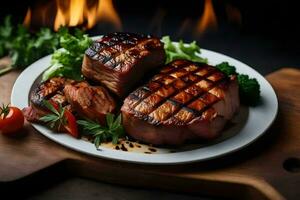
[63,109,79,138]
[0,105,24,135]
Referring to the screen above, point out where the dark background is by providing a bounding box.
[0,0,299,199]
[1,0,300,75]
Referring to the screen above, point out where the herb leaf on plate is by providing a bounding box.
[77,113,125,148]
[40,100,66,130]
[40,100,79,138]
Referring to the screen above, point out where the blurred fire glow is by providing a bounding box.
[195,0,218,35]
[23,8,31,27]
[23,0,122,31]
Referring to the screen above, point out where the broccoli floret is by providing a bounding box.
[215,62,237,76]
[215,62,261,106]
[237,74,261,106]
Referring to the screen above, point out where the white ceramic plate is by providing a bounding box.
[11,48,278,164]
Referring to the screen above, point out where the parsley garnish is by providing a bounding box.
[0,16,91,77]
[77,114,125,148]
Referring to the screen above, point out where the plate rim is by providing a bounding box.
[11,48,278,165]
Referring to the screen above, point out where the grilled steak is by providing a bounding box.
[23,77,116,125]
[82,32,166,97]
[121,60,240,145]
[64,82,116,125]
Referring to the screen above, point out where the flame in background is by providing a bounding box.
[69,0,85,26]
[23,8,31,27]
[24,0,122,31]
[54,0,122,31]
[196,0,218,35]
[23,0,240,38]
[96,0,122,30]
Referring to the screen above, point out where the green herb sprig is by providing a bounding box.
[40,100,66,131]
[77,114,125,148]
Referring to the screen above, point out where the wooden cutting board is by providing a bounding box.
[1,66,300,200]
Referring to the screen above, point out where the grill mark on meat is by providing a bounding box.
[133,67,215,116]
[83,32,165,97]
[25,77,76,122]
[148,78,225,125]
[102,37,153,69]
[123,60,229,126]
[164,79,228,124]
[87,33,151,69]
[163,78,228,124]
[30,77,73,109]
[123,61,192,113]
[121,59,240,145]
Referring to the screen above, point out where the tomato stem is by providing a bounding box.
[0,104,10,119]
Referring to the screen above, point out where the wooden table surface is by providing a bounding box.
[1,67,300,200]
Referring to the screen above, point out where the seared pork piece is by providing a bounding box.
[64,82,116,125]
[30,77,73,108]
[82,32,166,97]
[23,77,74,122]
[23,77,116,125]
[121,60,240,145]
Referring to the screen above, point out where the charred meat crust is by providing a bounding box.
[122,60,238,126]
[82,32,166,97]
[121,60,240,145]
[30,77,74,110]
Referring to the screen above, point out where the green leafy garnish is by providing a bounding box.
[0,16,60,69]
[10,26,60,68]
[215,62,261,106]
[0,16,91,77]
[162,36,207,64]
[40,100,66,130]
[0,16,13,57]
[77,114,125,148]
[42,27,92,81]
[215,62,237,76]
[237,74,261,106]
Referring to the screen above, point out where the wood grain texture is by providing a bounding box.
[1,67,300,200]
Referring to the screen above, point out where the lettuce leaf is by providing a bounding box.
[42,28,92,81]
[162,36,207,64]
